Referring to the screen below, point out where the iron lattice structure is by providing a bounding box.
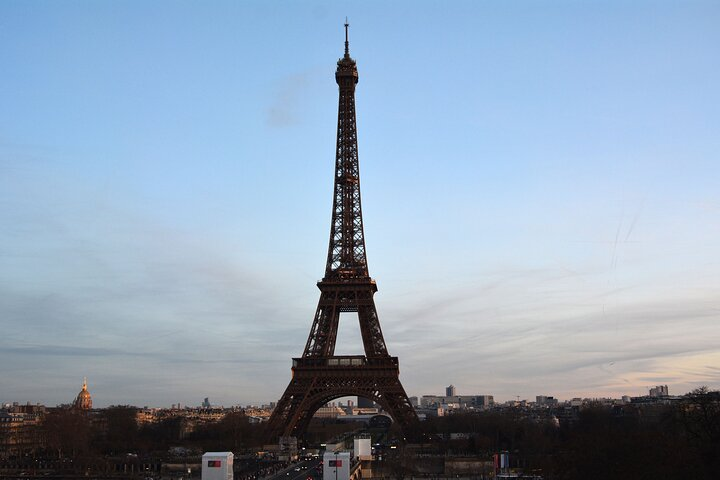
[266,25,418,441]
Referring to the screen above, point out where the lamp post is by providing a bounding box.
[334,451,339,480]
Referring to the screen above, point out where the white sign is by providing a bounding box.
[202,452,233,480]
[323,451,350,480]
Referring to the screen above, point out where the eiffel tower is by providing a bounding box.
[265,23,418,441]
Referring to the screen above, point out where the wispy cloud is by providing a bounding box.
[379,265,720,399]
[266,72,312,128]
[0,344,130,357]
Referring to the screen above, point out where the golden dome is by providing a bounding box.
[73,377,93,410]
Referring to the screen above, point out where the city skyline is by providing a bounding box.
[0,378,679,410]
[1,1,719,407]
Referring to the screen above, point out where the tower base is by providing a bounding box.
[266,355,418,441]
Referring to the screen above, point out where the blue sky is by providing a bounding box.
[1,0,719,407]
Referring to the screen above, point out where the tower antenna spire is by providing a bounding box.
[344,18,350,57]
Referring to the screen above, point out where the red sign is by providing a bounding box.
[207,460,222,468]
[329,460,342,467]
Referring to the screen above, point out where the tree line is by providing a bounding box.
[416,387,720,479]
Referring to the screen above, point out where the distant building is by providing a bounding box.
[476,395,494,407]
[409,396,419,407]
[350,406,379,415]
[421,394,493,409]
[536,395,558,406]
[357,396,375,408]
[314,405,345,418]
[0,403,46,456]
[649,385,669,397]
[446,385,456,397]
[73,378,92,410]
[202,397,211,408]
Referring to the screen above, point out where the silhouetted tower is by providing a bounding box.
[266,23,418,440]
